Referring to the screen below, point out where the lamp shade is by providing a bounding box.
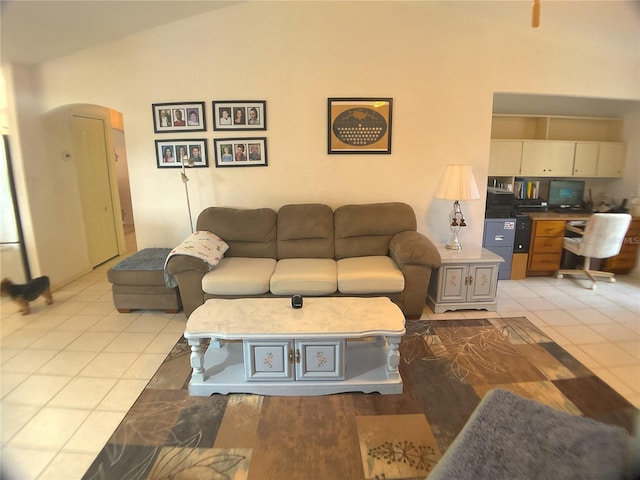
[435,164,481,200]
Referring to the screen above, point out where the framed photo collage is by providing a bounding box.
[152,100,268,169]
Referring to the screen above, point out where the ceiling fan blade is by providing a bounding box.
[532,0,541,28]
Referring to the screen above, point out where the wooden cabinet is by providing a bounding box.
[427,247,503,313]
[602,217,640,273]
[489,114,625,180]
[526,213,592,275]
[527,219,567,273]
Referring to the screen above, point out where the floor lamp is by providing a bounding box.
[435,164,480,251]
[180,155,194,233]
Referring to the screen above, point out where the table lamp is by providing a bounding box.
[435,164,480,251]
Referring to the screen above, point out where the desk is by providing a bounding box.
[526,212,591,276]
[525,213,639,276]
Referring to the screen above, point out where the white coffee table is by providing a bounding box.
[184,297,406,396]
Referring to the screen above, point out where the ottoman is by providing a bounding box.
[107,248,182,313]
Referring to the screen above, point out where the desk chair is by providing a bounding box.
[556,213,632,290]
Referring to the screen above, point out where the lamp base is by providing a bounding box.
[445,228,462,251]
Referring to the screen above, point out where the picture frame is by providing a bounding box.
[152,102,206,133]
[327,98,393,154]
[155,139,208,168]
[214,138,268,167]
[212,100,266,131]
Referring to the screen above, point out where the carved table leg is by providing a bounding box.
[188,337,206,383]
[386,335,401,381]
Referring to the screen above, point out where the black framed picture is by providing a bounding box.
[152,102,206,133]
[155,139,208,168]
[214,138,267,167]
[327,98,393,154]
[212,101,266,131]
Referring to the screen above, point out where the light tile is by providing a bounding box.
[0,404,40,443]
[588,323,638,343]
[533,309,581,327]
[591,368,638,398]
[97,378,148,411]
[0,372,28,398]
[56,314,102,331]
[89,314,136,333]
[1,349,59,374]
[565,308,612,325]
[124,353,167,379]
[66,331,118,352]
[39,451,97,480]
[576,343,639,368]
[125,314,171,333]
[28,329,82,350]
[36,350,98,376]
[617,341,640,360]
[512,297,559,311]
[9,407,90,449]
[103,332,157,353]
[1,447,57,479]
[145,332,182,354]
[550,325,607,345]
[78,352,139,378]
[63,410,125,453]
[2,374,72,406]
[607,365,640,394]
[49,377,117,409]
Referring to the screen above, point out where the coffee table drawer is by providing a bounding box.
[243,339,345,381]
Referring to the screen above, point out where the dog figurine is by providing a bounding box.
[1,276,53,315]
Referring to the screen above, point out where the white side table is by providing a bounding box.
[426,246,504,313]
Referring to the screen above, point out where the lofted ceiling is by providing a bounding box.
[0,0,239,65]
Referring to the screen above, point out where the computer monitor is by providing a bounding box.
[547,180,585,208]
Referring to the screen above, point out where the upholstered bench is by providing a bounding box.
[107,248,182,314]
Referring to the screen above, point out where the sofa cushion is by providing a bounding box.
[334,202,417,259]
[201,257,276,295]
[277,203,335,259]
[196,206,277,258]
[337,256,405,294]
[270,258,337,295]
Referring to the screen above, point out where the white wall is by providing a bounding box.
[6,1,640,283]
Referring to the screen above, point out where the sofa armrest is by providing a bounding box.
[389,231,441,268]
[166,256,209,318]
[389,231,441,318]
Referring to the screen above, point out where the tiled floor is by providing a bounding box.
[1,247,638,479]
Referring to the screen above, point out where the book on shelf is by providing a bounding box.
[514,179,540,200]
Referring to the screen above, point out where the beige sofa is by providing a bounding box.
[166,202,441,318]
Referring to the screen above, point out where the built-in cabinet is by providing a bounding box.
[489,115,625,180]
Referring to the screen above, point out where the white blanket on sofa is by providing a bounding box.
[163,231,229,288]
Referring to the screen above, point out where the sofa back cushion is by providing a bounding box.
[334,202,417,259]
[277,203,335,259]
[196,207,277,258]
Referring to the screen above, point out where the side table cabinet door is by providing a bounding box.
[439,265,468,303]
[244,340,294,382]
[467,264,499,302]
[295,339,345,381]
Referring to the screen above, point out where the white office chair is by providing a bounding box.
[556,213,632,290]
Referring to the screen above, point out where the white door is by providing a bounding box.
[71,115,119,267]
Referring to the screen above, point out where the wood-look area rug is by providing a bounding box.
[82,317,638,480]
